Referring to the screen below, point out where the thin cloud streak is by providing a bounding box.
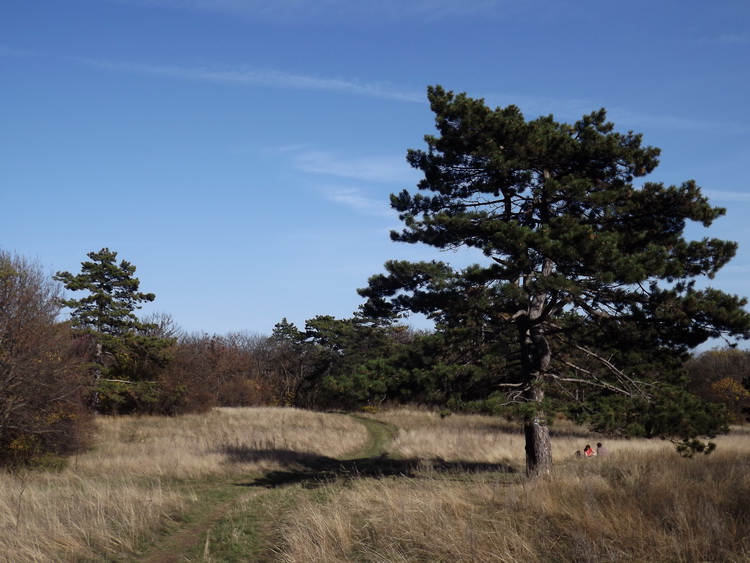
[475,91,746,134]
[108,0,511,23]
[293,150,418,184]
[701,32,750,46]
[66,55,424,102]
[2,45,420,102]
[610,108,750,135]
[6,46,733,134]
[288,148,413,217]
[322,187,395,218]
[0,44,45,59]
[704,190,750,204]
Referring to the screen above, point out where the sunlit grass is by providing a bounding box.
[78,407,369,479]
[0,407,368,562]
[2,406,748,562]
[370,407,702,469]
[277,410,750,563]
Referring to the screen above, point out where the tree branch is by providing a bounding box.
[557,345,654,400]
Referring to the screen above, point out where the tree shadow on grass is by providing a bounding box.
[225,447,519,489]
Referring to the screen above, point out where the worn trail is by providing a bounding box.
[132,415,396,563]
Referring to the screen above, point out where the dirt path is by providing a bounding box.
[133,415,396,563]
[345,415,398,459]
[138,483,260,563]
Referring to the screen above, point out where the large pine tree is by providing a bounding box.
[360,86,750,477]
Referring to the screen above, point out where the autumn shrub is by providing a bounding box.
[159,332,279,412]
[0,251,92,468]
[218,378,275,406]
[688,348,750,422]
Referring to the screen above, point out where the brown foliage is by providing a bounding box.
[0,251,92,467]
[687,348,750,422]
[155,332,278,414]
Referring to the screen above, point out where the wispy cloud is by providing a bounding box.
[272,147,416,216]
[109,0,510,23]
[719,264,750,274]
[503,94,750,134]
[609,108,750,134]
[704,190,750,204]
[292,150,418,184]
[473,90,749,135]
[67,55,423,102]
[322,186,395,218]
[0,45,421,102]
[0,44,45,59]
[9,43,738,137]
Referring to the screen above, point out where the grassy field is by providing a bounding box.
[1,407,748,562]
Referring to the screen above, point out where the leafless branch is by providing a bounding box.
[556,347,654,400]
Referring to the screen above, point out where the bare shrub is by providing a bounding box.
[160,332,278,412]
[0,250,91,467]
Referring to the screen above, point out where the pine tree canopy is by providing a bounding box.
[54,248,156,337]
[360,86,750,472]
[54,248,173,413]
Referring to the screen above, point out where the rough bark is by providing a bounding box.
[520,264,554,478]
[523,384,552,478]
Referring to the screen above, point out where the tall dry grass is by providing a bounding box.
[0,407,369,562]
[78,407,368,479]
[279,452,750,562]
[277,410,750,563]
[373,407,681,467]
[0,471,190,561]
[3,406,748,562]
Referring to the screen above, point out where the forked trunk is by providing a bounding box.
[519,287,553,478]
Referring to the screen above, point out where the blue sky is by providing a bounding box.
[2,0,749,341]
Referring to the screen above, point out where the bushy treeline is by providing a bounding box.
[2,247,749,468]
[0,248,435,466]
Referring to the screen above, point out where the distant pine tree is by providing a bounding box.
[55,248,174,413]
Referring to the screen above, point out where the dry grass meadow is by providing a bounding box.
[280,410,750,562]
[0,408,368,562]
[1,406,749,562]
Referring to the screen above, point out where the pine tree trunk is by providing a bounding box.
[92,342,102,413]
[524,385,552,478]
[519,271,554,478]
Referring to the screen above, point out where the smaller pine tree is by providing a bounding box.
[55,248,174,413]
